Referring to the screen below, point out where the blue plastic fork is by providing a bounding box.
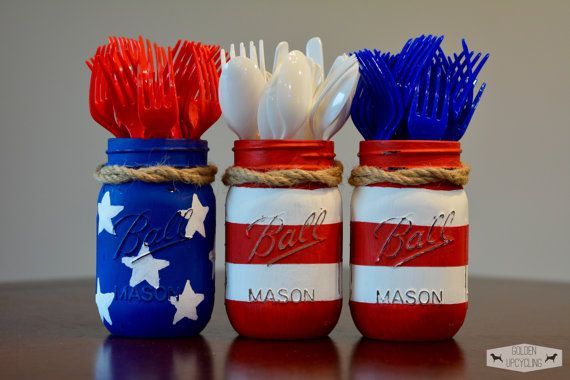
[350,77,375,140]
[353,49,402,139]
[353,50,394,139]
[387,35,444,138]
[397,35,444,108]
[392,36,423,80]
[450,40,489,122]
[351,36,486,142]
[445,82,486,140]
[372,49,398,69]
[371,50,404,136]
[407,65,451,140]
[434,46,449,73]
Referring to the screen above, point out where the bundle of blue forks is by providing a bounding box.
[351,35,488,141]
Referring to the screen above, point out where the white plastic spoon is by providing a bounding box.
[272,50,313,139]
[310,55,359,140]
[273,41,289,73]
[258,50,313,139]
[306,37,324,89]
[289,37,324,140]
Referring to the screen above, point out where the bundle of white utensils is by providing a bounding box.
[218,37,359,140]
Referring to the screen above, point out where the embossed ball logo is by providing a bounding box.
[374,211,456,267]
[246,209,327,265]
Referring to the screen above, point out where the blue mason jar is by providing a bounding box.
[95,138,215,337]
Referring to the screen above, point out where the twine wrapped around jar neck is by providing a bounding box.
[222,160,343,187]
[348,163,470,187]
[94,164,218,185]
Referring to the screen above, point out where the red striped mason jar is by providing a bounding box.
[350,140,468,341]
[225,140,343,339]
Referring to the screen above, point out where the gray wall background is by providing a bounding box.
[0,0,568,283]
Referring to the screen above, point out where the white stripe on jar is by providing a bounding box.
[351,265,468,304]
[351,187,468,226]
[226,263,342,302]
[227,187,342,225]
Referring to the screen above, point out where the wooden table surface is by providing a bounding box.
[0,273,568,379]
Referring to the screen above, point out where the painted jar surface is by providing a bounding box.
[96,139,215,337]
[225,140,343,339]
[350,140,468,341]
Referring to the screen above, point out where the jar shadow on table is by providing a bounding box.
[349,338,465,378]
[225,337,340,380]
[94,335,213,380]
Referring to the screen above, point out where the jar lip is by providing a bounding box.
[360,140,461,153]
[234,139,333,150]
[107,138,209,153]
[106,138,208,168]
[359,140,462,169]
[233,139,336,170]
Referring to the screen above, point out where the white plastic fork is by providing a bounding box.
[222,40,267,78]
[219,40,267,139]
[258,40,267,80]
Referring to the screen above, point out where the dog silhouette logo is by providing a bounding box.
[490,353,503,363]
[545,353,558,363]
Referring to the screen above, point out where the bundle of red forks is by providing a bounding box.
[86,36,222,139]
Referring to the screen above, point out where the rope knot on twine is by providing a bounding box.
[94,164,218,185]
[222,160,343,187]
[349,163,470,187]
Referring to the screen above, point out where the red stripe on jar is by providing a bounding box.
[226,299,343,339]
[350,302,467,341]
[350,222,468,267]
[226,222,342,264]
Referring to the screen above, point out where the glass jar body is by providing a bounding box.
[96,139,215,337]
[225,140,343,339]
[350,140,468,341]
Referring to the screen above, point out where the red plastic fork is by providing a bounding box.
[87,46,127,137]
[172,41,222,138]
[109,37,139,93]
[173,40,200,137]
[137,38,180,139]
[98,43,144,137]
[189,46,221,139]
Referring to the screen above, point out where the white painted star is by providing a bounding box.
[121,243,170,289]
[170,279,204,324]
[178,194,209,239]
[95,278,114,325]
[97,191,124,235]
[209,249,215,279]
